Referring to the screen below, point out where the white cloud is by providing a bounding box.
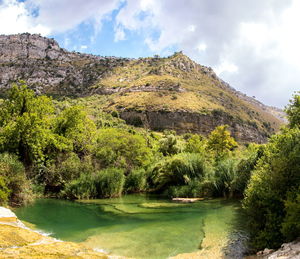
[114,26,126,41]
[0,0,50,35]
[197,43,207,52]
[215,61,238,75]
[0,0,120,36]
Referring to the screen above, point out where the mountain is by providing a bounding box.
[0,33,285,143]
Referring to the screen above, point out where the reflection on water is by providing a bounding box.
[15,195,242,259]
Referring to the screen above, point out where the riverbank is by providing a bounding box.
[0,206,123,258]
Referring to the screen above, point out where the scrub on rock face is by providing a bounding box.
[14,195,242,259]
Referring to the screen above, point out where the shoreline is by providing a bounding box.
[0,206,125,258]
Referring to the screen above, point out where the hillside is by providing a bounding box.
[0,33,285,143]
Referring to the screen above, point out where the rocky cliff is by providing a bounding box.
[0,33,285,143]
[0,33,130,96]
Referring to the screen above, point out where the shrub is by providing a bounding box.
[95,168,125,198]
[125,168,146,193]
[158,131,182,156]
[281,187,300,242]
[0,176,10,205]
[151,153,207,191]
[0,153,32,206]
[63,173,97,200]
[184,134,206,154]
[95,128,151,171]
[39,153,94,195]
[234,144,265,196]
[165,180,203,198]
[207,125,238,157]
[243,127,300,250]
[211,158,239,198]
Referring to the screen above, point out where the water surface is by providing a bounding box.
[15,195,242,259]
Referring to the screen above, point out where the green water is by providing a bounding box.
[14,195,242,259]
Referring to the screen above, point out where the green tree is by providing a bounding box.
[243,127,300,250]
[158,131,182,156]
[184,134,206,153]
[0,83,63,166]
[0,153,32,206]
[285,92,300,128]
[151,153,207,191]
[95,128,152,171]
[207,125,238,157]
[54,105,96,155]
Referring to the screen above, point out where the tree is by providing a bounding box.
[158,131,181,156]
[0,83,60,166]
[243,127,300,250]
[285,92,300,128]
[207,125,238,156]
[184,134,206,153]
[95,128,152,171]
[54,105,96,156]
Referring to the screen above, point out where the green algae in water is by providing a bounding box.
[14,195,241,259]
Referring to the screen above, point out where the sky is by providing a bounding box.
[0,0,299,108]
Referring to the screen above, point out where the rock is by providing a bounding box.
[0,33,131,96]
[255,240,300,259]
[119,109,269,143]
[0,206,125,258]
[172,198,204,203]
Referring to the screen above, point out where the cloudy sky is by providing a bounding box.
[0,0,299,107]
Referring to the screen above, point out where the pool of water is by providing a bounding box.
[14,195,242,259]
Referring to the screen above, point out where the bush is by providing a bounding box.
[207,125,238,157]
[58,168,125,200]
[63,173,97,200]
[0,176,10,205]
[165,180,203,198]
[95,128,151,171]
[211,158,239,198]
[281,187,300,242]
[151,153,207,191]
[0,153,32,206]
[234,144,265,196]
[158,131,182,156]
[38,153,94,195]
[95,168,125,198]
[184,134,206,153]
[125,168,147,193]
[243,127,300,250]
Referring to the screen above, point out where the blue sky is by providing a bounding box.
[0,0,300,107]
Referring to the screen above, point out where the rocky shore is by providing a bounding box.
[254,241,300,259]
[0,206,122,258]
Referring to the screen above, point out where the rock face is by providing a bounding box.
[119,109,268,143]
[0,33,130,96]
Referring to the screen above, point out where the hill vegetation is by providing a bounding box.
[0,34,285,143]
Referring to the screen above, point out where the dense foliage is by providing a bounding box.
[243,94,300,250]
[1,83,299,254]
